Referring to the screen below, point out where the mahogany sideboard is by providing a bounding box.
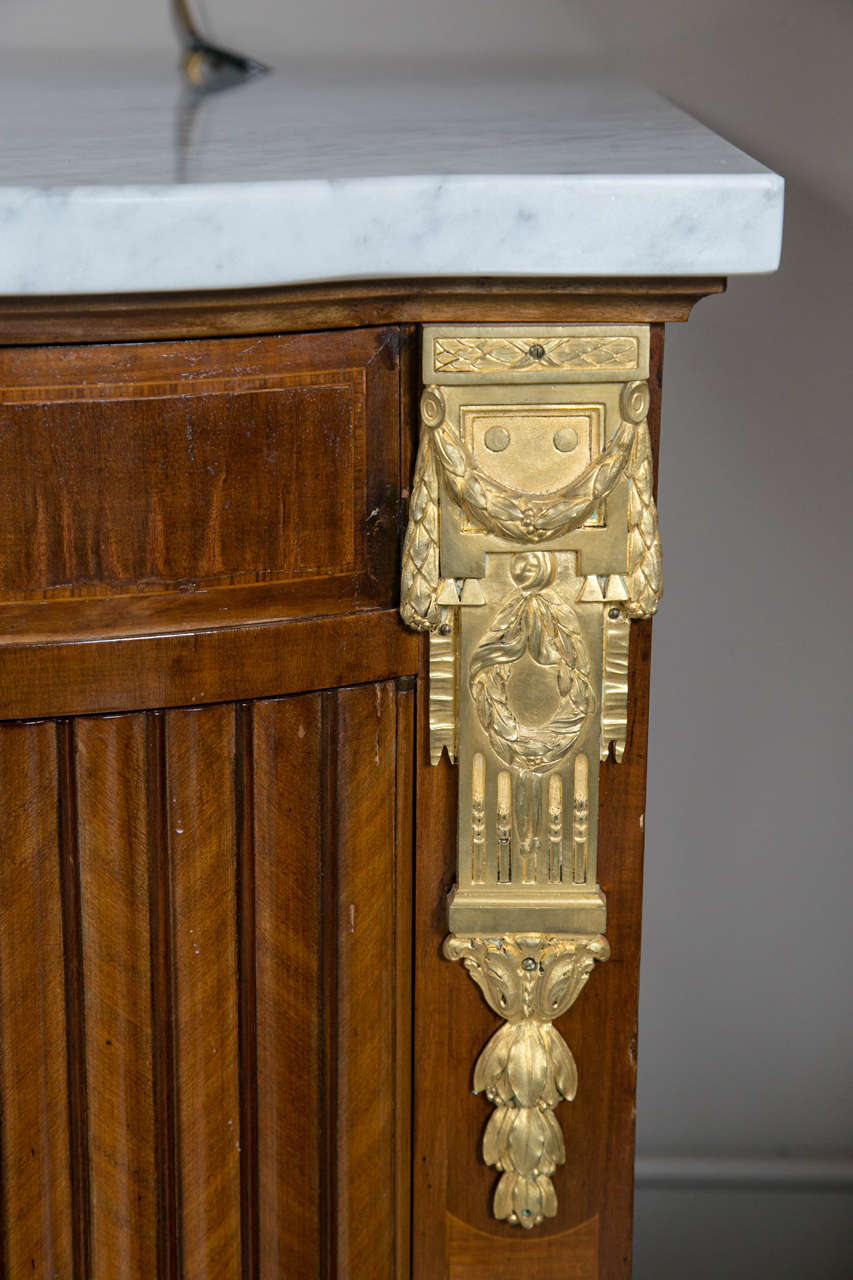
[0,278,721,1279]
[0,47,784,1280]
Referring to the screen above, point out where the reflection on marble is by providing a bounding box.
[0,56,783,294]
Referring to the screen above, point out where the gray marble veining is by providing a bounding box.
[0,56,783,294]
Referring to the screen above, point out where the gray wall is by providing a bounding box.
[5,1,595,59]
[5,0,852,1272]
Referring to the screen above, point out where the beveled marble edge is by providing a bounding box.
[0,171,782,296]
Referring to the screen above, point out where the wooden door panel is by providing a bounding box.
[0,327,401,602]
[0,721,74,1277]
[0,681,414,1279]
[0,322,416,724]
[0,320,417,1277]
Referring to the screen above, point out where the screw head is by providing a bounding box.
[528,343,546,361]
[522,957,537,971]
[608,606,622,619]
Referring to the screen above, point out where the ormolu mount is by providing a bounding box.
[400,325,661,1228]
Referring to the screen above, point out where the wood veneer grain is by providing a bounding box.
[0,326,400,604]
[76,713,158,1276]
[447,1212,599,1279]
[57,719,91,1279]
[0,606,419,720]
[333,682,400,1277]
[0,721,74,1277]
[254,693,325,1277]
[167,704,242,1277]
[394,678,416,1280]
[0,277,724,345]
[0,682,416,1277]
[146,710,180,1280]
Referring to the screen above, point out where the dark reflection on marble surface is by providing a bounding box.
[0,56,769,187]
[171,0,270,181]
[171,0,269,95]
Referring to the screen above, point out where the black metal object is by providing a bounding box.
[172,0,269,92]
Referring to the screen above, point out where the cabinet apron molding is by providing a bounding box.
[400,324,661,1229]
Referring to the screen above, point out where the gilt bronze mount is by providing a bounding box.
[400,325,661,1227]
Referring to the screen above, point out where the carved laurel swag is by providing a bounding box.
[621,381,663,617]
[399,382,661,631]
[626,420,662,617]
[444,933,610,1228]
[469,552,595,772]
[434,413,634,545]
[399,426,442,630]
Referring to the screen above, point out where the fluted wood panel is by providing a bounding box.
[0,680,412,1278]
[254,694,325,1276]
[76,713,158,1276]
[167,704,243,1277]
[0,721,73,1277]
[334,682,401,1277]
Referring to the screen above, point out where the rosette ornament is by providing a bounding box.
[443,933,610,1228]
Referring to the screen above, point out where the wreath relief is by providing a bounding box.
[469,552,595,772]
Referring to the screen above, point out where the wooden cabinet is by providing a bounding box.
[0,285,700,1278]
[0,323,417,1277]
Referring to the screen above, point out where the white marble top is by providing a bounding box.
[0,56,783,295]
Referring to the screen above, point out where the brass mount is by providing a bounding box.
[400,324,661,1226]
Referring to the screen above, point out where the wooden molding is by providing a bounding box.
[0,276,725,346]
